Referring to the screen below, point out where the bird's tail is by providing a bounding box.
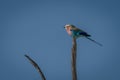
[85,37,103,46]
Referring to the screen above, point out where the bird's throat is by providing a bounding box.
[66,28,72,35]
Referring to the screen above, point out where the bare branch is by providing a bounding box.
[71,38,77,80]
[25,54,46,80]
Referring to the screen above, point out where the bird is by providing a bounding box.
[64,24,102,46]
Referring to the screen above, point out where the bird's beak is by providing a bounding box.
[64,26,66,29]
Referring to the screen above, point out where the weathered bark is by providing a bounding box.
[71,38,77,80]
[25,55,46,80]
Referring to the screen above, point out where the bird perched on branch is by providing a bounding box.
[64,24,102,46]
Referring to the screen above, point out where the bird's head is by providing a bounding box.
[64,24,76,30]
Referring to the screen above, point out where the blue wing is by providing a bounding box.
[79,32,91,37]
[71,30,91,38]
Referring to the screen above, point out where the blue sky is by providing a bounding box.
[0,0,120,80]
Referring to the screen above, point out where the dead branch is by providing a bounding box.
[25,54,46,80]
[71,38,77,80]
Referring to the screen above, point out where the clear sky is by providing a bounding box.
[0,0,120,80]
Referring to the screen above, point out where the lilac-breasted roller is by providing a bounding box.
[64,24,102,46]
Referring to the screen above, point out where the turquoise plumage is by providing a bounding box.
[64,24,102,46]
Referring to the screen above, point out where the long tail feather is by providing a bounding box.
[85,37,103,46]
